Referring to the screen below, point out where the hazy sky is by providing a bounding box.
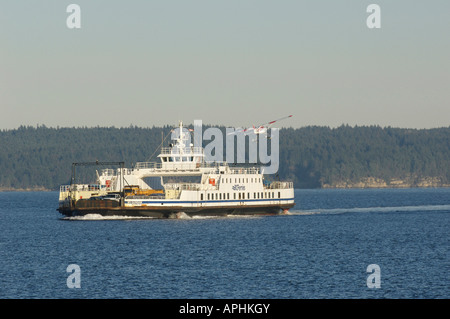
[1,1,449,129]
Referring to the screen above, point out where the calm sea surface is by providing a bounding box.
[0,188,448,299]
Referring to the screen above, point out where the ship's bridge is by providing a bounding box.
[157,120,205,171]
[157,146,204,170]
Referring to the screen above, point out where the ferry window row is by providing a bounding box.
[201,191,281,201]
[221,177,262,184]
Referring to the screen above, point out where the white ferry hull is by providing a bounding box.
[58,200,295,218]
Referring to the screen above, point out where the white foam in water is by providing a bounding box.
[295,204,450,215]
[63,214,156,221]
[287,210,321,216]
[62,204,450,220]
[189,214,259,220]
[62,212,258,221]
[172,212,256,220]
[175,212,191,219]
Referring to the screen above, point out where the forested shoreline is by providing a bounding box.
[0,125,449,190]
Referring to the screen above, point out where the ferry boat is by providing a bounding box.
[58,121,295,218]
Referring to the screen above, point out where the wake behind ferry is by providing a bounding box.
[58,121,295,218]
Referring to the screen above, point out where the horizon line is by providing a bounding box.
[2,123,449,131]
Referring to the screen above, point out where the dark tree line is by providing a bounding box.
[0,124,448,190]
[278,125,449,188]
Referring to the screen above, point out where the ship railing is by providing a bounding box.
[126,194,165,200]
[164,183,201,191]
[159,146,204,155]
[268,181,293,189]
[101,168,115,176]
[133,161,261,175]
[59,184,104,192]
[229,167,260,175]
[135,161,225,171]
[60,185,71,192]
[136,161,200,172]
[100,168,133,176]
[135,162,163,170]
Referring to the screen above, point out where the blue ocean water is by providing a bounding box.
[0,188,448,299]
